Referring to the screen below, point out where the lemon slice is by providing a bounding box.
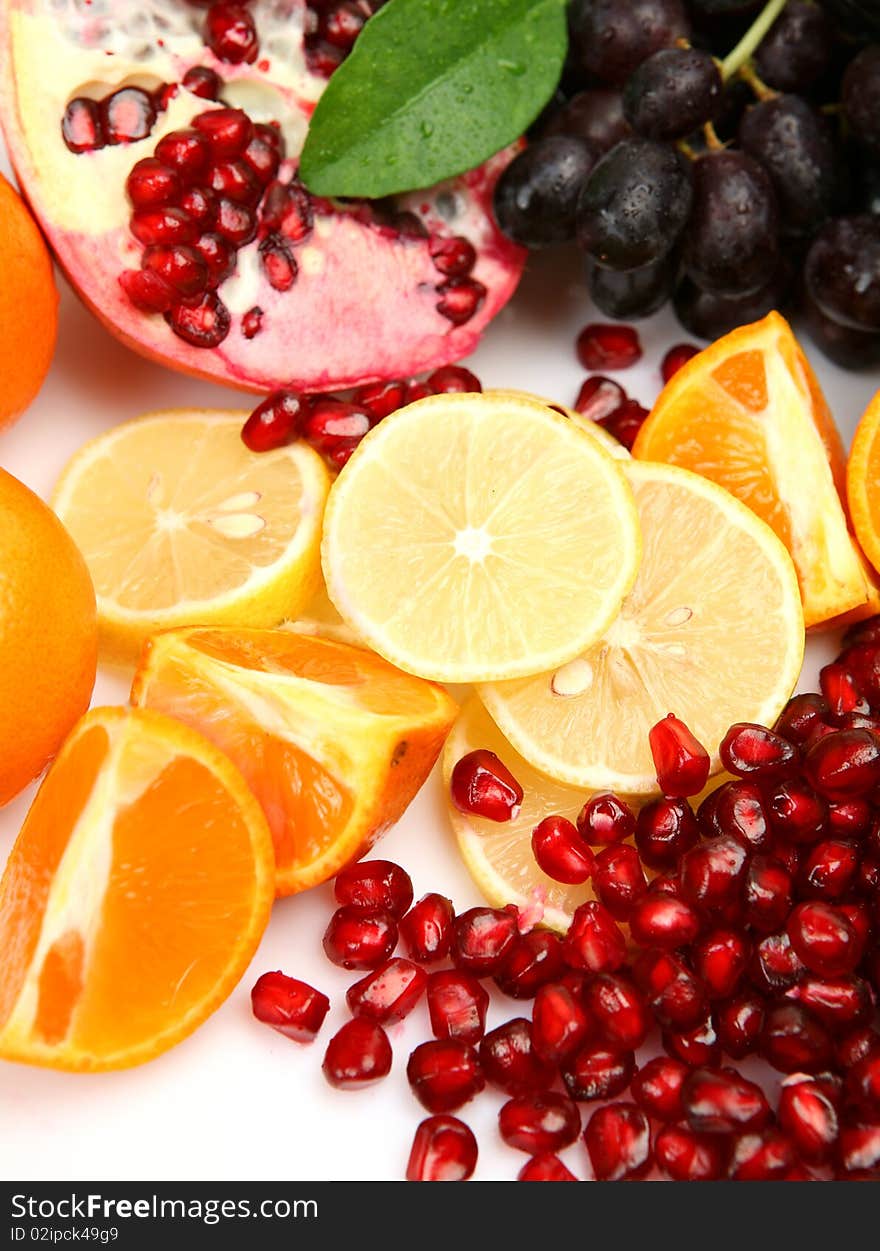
[480,461,804,793]
[321,393,641,684]
[52,410,330,661]
[483,388,630,460]
[443,697,596,932]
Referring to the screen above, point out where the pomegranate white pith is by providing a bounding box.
[0,0,526,393]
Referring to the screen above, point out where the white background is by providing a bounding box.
[0,136,876,1181]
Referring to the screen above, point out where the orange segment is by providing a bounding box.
[131,627,459,896]
[847,390,880,585]
[633,312,867,628]
[0,707,274,1071]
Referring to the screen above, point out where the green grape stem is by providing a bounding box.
[721,0,789,82]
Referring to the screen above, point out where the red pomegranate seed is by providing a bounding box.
[583,973,649,1051]
[647,871,685,900]
[194,231,236,286]
[791,971,875,1036]
[632,1056,688,1122]
[429,235,477,278]
[530,816,594,886]
[319,1,368,49]
[205,2,259,63]
[242,135,280,185]
[352,380,407,421]
[143,245,208,298]
[209,158,260,204]
[680,836,749,915]
[744,855,793,933]
[405,380,434,402]
[719,722,797,778]
[131,207,198,247]
[562,901,627,973]
[346,957,427,1024]
[629,895,701,950]
[179,187,217,230]
[661,343,699,383]
[427,365,482,394]
[61,97,104,153]
[495,930,565,999]
[681,1066,770,1135]
[829,797,871,839]
[649,713,710,797]
[562,1044,635,1103]
[767,777,828,844]
[322,1018,392,1088]
[635,797,700,869]
[728,1129,796,1180]
[193,108,253,156]
[633,948,707,1029]
[699,780,771,851]
[584,1103,651,1180]
[119,268,175,313]
[576,323,642,371]
[451,906,518,977]
[155,129,211,183]
[304,399,370,461]
[836,1121,880,1177]
[774,840,804,878]
[305,37,347,77]
[598,400,650,452]
[837,1026,880,1069]
[846,1052,880,1114]
[591,844,647,921]
[840,639,880,699]
[760,1002,834,1073]
[399,893,455,964]
[499,1092,581,1155]
[799,838,861,900]
[820,662,867,718]
[182,65,223,99]
[778,1074,839,1162]
[663,1011,721,1068]
[573,375,627,421]
[427,970,489,1044]
[787,901,860,977]
[531,982,592,1063]
[655,1123,725,1180]
[517,1153,577,1181]
[435,278,486,325]
[576,792,635,846]
[406,1039,484,1113]
[165,291,231,347]
[713,992,765,1058]
[334,860,413,919]
[450,749,523,822]
[840,900,872,954]
[806,728,880,800]
[750,930,806,994]
[250,970,329,1042]
[322,905,398,971]
[102,87,155,144]
[775,692,831,746]
[691,929,749,1000]
[406,1115,477,1182]
[126,158,181,209]
[480,1018,555,1095]
[261,181,312,241]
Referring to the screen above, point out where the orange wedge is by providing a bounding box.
[131,627,458,896]
[0,706,274,1071]
[633,312,867,628]
[847,390,880,588]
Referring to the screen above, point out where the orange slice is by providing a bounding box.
[847,390,880,588]
[633,312,867,628]
[131,627,458,896]
[0,706,274,1071]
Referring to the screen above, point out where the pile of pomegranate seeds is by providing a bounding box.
[251,621,880,1180]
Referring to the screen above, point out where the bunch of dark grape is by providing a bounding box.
[492,0,880,369]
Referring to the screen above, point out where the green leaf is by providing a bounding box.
[299,0,568,198]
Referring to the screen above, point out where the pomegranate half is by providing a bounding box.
[0,0,526,393]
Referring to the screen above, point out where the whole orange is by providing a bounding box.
[0,469,97,804]
[0,172,58,427]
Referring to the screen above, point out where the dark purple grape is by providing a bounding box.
[822,0,880,39]
[712,78,754,143]
[673,264,792,340]
[803,287,880,369]
[843,46,880,157]
[805,215,880,331]
[622,47,722,142]
[683,150,779,297]
[568,0,690,88]
[587,253,678,319]
[738,95,834,237]
[753,0,833,94]
[493,136,596,248]
[576,138,692,271]
[541,90,631,155]
[688,0,761,12]
[854,159,880,216]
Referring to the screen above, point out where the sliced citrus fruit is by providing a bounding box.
[0,706,273,1071]
[52,410,330,662]
[483,388,630,459]
[633,312,867,628]
[131,627,458,896]
[847,389,880,584]
[321,392,641,683]
[480,461,804,793]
